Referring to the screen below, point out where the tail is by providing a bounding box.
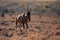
[16,18,17,28]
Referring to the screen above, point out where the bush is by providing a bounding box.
[45,5,50,9]
[55,32,60,36]
[1,13,5,17]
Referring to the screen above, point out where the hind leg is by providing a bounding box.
[15,21,18,32]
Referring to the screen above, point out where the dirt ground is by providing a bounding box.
[0,13,60,40]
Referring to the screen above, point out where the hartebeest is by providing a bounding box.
[16,7,31,30]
